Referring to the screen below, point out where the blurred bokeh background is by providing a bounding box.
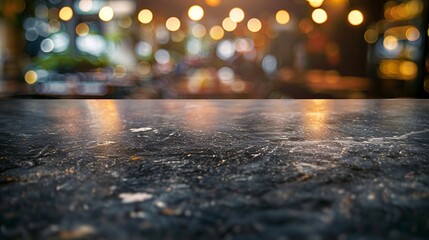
[0,0,428,99]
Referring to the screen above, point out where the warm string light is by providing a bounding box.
[312,8,328,24]
[205,0,221,7]
[138,9,153,24]
[222,17,237,32]
[229,8,245,23]
[276,10,290,25]
[72,4,369,36]
[307,0,324,8]
[209,25,224,40]
[34,2,373,57]
[348,10,364,26]
[247,18,262,33]
[59,6,73,21]
[99,6,113,22]
[24,70,38,85]
[166,17,181,31]
[43,2,371,35]
[188,5,204,21]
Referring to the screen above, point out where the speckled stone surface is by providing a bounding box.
[1,100,429,239]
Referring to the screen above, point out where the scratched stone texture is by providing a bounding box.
[1,100,429,239]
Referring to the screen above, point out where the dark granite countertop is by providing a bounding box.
[1,100,429,239]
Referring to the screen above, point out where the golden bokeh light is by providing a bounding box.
[247,18,262,33]
[205,0,221,7]
[76,23,89,36]
[229,8,245,23]
[209,25,224,40]
[166,17,181,32]
[379,60,418,80]
[399,61,418,79]
[99,6,114,22]
[222,17,237,32]
[348,10,364,26]
[59,6,73,21]
[312,8,328,24]
[364,29,378,44]
[380,60,399,76]
[406,27,420,41]
[276,10,290,25]
[25,70,38,85]
[307,0,324,8]
[138,9,153,24]
[188,5,204,21]
[383,35,398,50]
[191,24,207,38]
[385,0,424,21]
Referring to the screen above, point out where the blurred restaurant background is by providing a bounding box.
[0,0,428,99]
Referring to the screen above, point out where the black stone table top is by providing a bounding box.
[1,100,429,239]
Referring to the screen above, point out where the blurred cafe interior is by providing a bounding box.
[0,0,428,99]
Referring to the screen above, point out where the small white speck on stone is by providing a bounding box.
[155,200,167,208]
[130,127,153,133]
[119,193,153,203]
